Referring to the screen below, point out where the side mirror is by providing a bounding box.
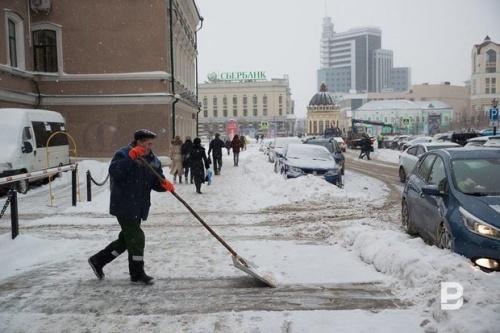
[22,141,33,154]
[421,184,443,196]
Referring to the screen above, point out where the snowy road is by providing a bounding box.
[0,145,498,332]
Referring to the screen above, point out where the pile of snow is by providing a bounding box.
[337,223,500,332]
[371,148,401,164]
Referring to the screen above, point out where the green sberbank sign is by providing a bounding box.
[207,71,267,82]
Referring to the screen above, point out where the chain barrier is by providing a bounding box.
[90,173,110,186]
[0,187,14,219]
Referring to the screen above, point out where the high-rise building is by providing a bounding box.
[318,16,410,94]
[319,17,381,93]
[374,49,393,92]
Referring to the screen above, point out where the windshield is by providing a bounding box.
[275,138,301,148]
[287,145,333,160]
[452,158,500,195]
[0,124,20,144]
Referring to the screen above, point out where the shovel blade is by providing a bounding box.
[232,256,277,288]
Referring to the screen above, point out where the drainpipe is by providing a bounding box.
[195,17,204,137]
[32,78,41,108]
[169,0,176,139]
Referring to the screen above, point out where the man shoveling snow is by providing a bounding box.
[88,129,175,285]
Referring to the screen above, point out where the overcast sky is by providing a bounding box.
[196,0,500,117]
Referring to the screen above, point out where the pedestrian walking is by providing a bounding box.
[169,136,184,183]
[189,137,210,194]
[225,138,232,155]
[181,136,194,184]
[240,135,247,151]
[232,134,242,166]
[208,133,225,175]
[88,129,175,285]
[358,134,372,160]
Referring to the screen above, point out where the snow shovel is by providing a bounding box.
[138,157,277,288]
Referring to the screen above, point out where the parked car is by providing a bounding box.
[483,136,500,147]
[302,138,345,174]
[401,136,433,151]
[397,136,417,150]
[0,108,70,194]
[333,137,347,152]
[402,148,500,271]
[465,136,490,147]
[398,142,460,182]
[259,138,273,152]
[268,137,302,163]
[280,144,342,186]
[390,135,410,150]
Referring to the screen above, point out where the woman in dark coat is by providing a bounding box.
[232,135,242,166]
[181,136,194,184]
[189,137,210,194]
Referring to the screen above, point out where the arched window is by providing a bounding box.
[486,49,496,73]
[5,11,25,69]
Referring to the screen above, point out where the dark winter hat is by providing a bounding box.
[193,137,201,145]
[134,129,157,141]
[215,133,220,138]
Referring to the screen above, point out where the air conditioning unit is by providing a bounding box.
[30,0,52,14]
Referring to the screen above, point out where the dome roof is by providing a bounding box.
[309,83,335,106]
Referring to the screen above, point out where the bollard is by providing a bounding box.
[72,168,77,207]
[86,170,92,202]
[11,190,18,239]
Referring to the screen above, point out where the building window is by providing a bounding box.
[5,12,25,69]
[8,19,17,68]
[279,107,283,116]
[485,49,496,73]
[319,120,324,133]
[313,121,317,134]
[223,96,228,117]
[243,95,248,117]
[203,97,208,117]
[232,95,238,117]
[33,29,58,72]
[212,96,218,117]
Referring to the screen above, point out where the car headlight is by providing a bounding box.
[459,207,500,240]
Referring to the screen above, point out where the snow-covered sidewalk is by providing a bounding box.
[0,144,498,332]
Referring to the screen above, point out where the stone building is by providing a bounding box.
[306,83,342,136]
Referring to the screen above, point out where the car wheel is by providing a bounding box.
[16,179,29,194]
[438,223,453,250]
[401,200,417,235]
[274,162,279,173]
[399,167,406,183]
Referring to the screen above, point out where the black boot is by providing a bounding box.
[129,256,154,285]
[88,245,120,280]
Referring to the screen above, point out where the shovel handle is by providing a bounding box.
[138,157,239,257]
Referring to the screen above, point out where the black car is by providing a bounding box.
[303,138,345,174]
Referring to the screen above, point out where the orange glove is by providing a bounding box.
[161,179,175,193]
[128,146,146,160]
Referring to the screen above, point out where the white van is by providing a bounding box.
[0,108,70,193]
